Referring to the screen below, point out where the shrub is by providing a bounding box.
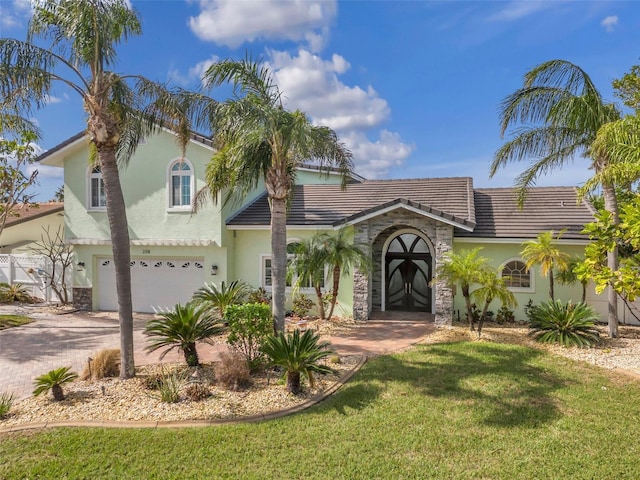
[184,382,211,401]
[225,303,273,371]
[193,280,250,318]
[33,366,78,401]
[524,299,535,322]
[528,300,600,347]
[0,391,15,418]
[144,302,224,367]
[142,372,164,391]
[215,351,251,391]
[0,283,33,303]
[157,374,183,403]
[247,287,271,305]
[496,306,515,324]
[262,329,336,395]
[292,295,314,318]
[80,349,120,381]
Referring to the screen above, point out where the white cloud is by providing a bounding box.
[266,49,414,178]
[486,1,559,22]
[0,0,31,29]
[188,0,336,52]
[169,54,219,86]
[601,15,618,33]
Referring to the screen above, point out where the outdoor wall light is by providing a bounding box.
[211,264,218,275]
[77,261,85,271]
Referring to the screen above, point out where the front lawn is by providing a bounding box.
[0,314,33,330]
[2,340,640,478]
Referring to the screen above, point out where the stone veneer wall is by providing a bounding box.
[73,287,92,310]
[352,209,454,326]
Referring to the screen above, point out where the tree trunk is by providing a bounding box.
[549,270,555,301]
[270,196,288,333]
[462,283,474,331]
[478,300,491,338]
[326,265,341,321]
[314,285,325,320]
[183,342,199,367]
[286,370,301,394]
[602,182,619,338]
[51,384,65,401]
[98,146,135,378]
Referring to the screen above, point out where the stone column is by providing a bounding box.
[434,224,454,326]
[352,223,370,321]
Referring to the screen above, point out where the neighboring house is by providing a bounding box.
[0,202,64,253]
[39,130,598,324]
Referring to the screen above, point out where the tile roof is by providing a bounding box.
[4,203,64,227]
[454,187,594,240]
[227,177,476,229]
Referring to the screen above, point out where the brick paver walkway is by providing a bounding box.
[0,306,433,400]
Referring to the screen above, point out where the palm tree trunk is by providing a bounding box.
[183,343,199,367]
[270,196,287,333]
[601,182,619,338]
[462,283,474,331]
[51,384,64,401]
[314,285,325,320]
[478,300,491,338]
[549,270,555,301]
[98,147,135,378]
[286,370,301,394]
[326,265,341,321]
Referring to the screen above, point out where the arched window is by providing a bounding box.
[89,165,106,209]
[168,159,193,209]
[501,260,531,289]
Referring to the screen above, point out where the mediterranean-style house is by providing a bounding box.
[38,129,600,324]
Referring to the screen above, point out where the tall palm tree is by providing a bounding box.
[200,58,353,332]
[521,231,569,301]
[491,59,621,337]
[471,269,517,337]
[433,248,490,330]
[0,0,214,377]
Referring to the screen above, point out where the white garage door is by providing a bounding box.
[97,257,206,313]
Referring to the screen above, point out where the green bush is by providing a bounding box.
[157,374,183,403]
[144,302,224,367]
[193,280,250,318]
[496,306,515,324]
[528,300,600,347]
[0,391,15,418]
[225,303,273,371]
[292,295,314,318]
[262,329,336,394]
[0,283,33,303]
[33,366,78,401]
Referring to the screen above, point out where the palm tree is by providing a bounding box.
[433,248,490,330]
[555,256,588,303]
[193,280,251,319]
[0,0,214,376]
[200,58,353,332]
[491,59,621,337]
[144,302,223,367]
[521,231,569,301]
[289,238,328,320]
[471,270,517,338]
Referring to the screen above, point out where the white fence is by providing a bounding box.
[586,284,640,326]
[0,254,72,303]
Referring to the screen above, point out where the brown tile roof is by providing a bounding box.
[454,187,594,240]
[4,203,64,227]
[227,177,476,229]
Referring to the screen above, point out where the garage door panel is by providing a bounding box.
[97,257,205,313]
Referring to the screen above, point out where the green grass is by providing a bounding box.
[0,314,33,330]
[2,341,640,479]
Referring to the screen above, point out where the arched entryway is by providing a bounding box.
[382,230,433,312]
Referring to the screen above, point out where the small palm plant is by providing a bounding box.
[33,367,78,401]
[193,280,250,319]
[262,329,336,394]
[144,302,224,367]
[528,300,600,347]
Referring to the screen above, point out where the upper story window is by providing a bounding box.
[89,166,106,210]
[168,159,194,210]
[501,260,532,290]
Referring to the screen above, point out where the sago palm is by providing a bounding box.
[199,57,353,333]
[521,231,569,301]
[528,300,600,347]
[262,329,336,394]
[491,59,621,337]
[433,248,490,330]
[144,302,224,367]
[33,366,78,401]
[0,0,215,377]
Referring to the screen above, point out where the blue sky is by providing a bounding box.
[1,0,639,202]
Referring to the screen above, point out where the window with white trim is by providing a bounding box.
[89,166,106,209]
[168,159,193,209]
[501,260,532,290]
[261,242,325,291]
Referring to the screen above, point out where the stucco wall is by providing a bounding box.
[451,240,588,321]
[0,212,64,253]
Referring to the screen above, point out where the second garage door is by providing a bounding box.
[96,257,206,313]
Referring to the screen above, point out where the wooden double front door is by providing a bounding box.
[385,233,432,312]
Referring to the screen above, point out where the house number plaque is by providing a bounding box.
[142,249,151,254]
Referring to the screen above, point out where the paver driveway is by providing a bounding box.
[0,306,432,400]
